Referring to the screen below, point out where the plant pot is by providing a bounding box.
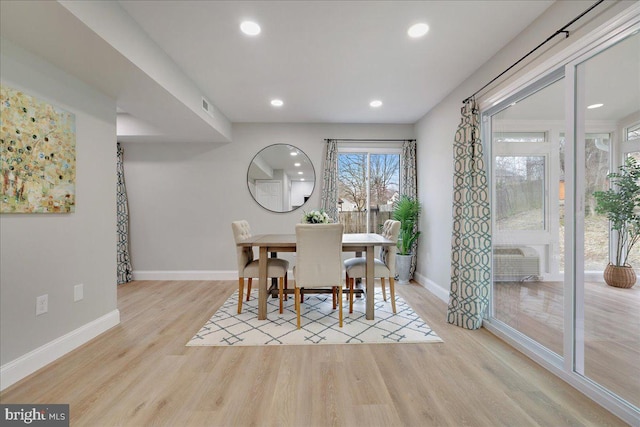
[603,263,636,289]
[396,254,413,285]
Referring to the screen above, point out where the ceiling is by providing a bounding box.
[118,0,554,124]
[1,0,559,142]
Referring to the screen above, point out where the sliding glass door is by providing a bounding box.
[337,148,400,233]
[490,76,565,357]
[485,25,639,418]
[575,30,640,409]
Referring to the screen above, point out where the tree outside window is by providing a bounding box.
[337,151,400,233]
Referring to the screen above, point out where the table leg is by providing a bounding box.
[366,245,375,320]
[258,246,268,320]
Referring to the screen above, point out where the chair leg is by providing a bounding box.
[381,277,387,301]
[246,278,252,301]
[279,276,284,314]
[338,285,343,328]
[389,277,396,314]
[295,287,301,329]
[284,272,288,301]
[332,286,337,309]
[237,277,244,314]
[349,277,354,314]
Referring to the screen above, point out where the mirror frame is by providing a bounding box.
[246,144,316,213]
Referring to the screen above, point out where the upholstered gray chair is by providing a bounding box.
[344,219,401,313]
[231,220,289,314]
[294,223,344,329]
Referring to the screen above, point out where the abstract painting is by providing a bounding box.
[1,85,76,213]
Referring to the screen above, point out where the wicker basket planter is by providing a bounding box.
[603,263,637,289]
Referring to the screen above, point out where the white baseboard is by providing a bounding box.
[0,309,120,391]
[132,270,452,304]
[132,270,237,281]
[413,272,450,303]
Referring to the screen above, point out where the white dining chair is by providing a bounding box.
[294,223,344,328]
[344,219,401,313]
[231,220,289,314]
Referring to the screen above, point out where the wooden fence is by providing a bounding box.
[337,210,392,233]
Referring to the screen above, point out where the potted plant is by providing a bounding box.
[593,156,640,288]
[392,196,421,284]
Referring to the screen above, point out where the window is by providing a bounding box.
[494,155,546,231]
[627,122,640,142]
[337,147,401,233]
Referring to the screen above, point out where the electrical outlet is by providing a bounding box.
[74,284,84,302]
[36,294,48,316]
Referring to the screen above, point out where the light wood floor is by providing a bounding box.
[0,280,629,426]
[494,280,639,408]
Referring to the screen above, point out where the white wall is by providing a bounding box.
[0,40,118,374]
[292,181,314,207]
[414,0,636,298]
[123,123,413,278]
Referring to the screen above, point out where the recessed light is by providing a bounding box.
[408,23,429,38]
[587,103,604,109]
[271,99,284,107]
[290,151,298,156]
[294,163,301,167]
[298,171,303,175]
[240,21,261,36]
[370,100,383,108]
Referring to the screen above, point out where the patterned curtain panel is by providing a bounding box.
[320,139,339,222]
[447,99,492,330]
[401,140,418,277]
[401,140,417,199]
[116,142,133,285]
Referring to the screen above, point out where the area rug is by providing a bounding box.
[187,288,443,346]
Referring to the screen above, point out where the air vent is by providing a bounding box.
[202,97,214,117]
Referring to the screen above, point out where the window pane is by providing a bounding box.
[337,151,400,233]
[493,132,546,143]
[579,30,640,409]
[490,75,564,359]
[584,134,610,271]
[368,154,400,233]
[495,156,545,231]
[628,123,640,141]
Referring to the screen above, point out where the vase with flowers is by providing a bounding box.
[301,209,332,224]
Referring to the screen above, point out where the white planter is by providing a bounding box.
[396,254,413,285]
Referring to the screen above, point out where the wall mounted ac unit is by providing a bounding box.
[493,246,540,282]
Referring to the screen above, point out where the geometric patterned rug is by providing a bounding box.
[187,288,443,346]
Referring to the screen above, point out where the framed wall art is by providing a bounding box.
[1,85,76,213]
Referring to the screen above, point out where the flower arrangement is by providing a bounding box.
[301,209,332,224]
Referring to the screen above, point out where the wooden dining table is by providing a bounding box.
[236,233,396,320]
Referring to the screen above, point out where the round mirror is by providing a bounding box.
[247,144,315,212]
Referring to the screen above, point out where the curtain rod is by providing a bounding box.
[325,139,415,142]
[462,0,605,104]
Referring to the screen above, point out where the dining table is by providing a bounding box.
[236,232,396,320]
